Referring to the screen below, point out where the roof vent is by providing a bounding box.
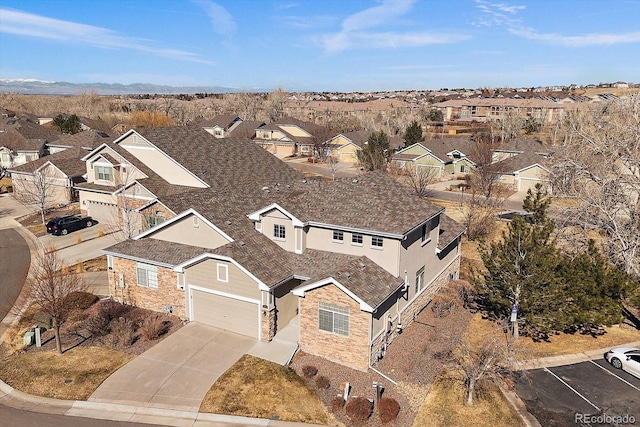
[302,179,307,183]
[358,262,366,270]
[352,179,358,184]
[343,272,351,279]
[238,241,246,247]
[262,186,269,191]
[225,220,232,225]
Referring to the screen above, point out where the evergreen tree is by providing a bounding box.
[404,120,423,147]
[357,130,390,171]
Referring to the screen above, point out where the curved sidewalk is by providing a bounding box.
[0,378,326,427]
[519,340,640,370]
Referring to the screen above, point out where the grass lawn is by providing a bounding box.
[0,346,133,400]
[200,354,332,425]
[415,374,525,427]
[465,312,640,359]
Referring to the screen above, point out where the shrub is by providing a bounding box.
[109,317,137,347]
[378,397,400,423]
[98,299,127,320]
[430,293,456,317]
[315,375,330,389]
[141,314,168,340]
[330,396,345,412]
[345,397,372,423]
[302,365,318,377]
[62,291,98,311]
[85,312,111,337]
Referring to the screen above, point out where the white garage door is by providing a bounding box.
[190,288,259,339]
[519,178,545,193]
[86,201,118,224]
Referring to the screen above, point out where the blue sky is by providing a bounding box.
[0,0,639,92]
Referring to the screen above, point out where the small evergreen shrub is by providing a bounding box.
[345,397,372,423]
[302,365,318,377]
[315,375,330,389]
[378,397,400,423]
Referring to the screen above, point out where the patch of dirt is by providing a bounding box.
[290,281,475,427]
[71,255,108,272]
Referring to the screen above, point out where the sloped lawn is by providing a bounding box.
[0,347,133,400]
[200,354,333,425]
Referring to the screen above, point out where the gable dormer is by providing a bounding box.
[248,203,304,254]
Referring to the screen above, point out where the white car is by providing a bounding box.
[605,347,640,378]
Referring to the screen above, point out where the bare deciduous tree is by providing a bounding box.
[26,246,87,354]
[403,163,439,198]
[551,94,640,278]
[13,166,57,225]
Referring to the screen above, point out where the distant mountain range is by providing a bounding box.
[0,79,241,95]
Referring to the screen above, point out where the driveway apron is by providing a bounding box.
[89,323,256,412]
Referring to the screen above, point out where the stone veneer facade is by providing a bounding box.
[261,306,277,342]
[110,257,186,319]
[370,255,461,365]
[298,284,372,371]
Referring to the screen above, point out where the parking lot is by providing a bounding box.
[516,359,640,426]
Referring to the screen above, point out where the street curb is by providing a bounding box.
[519,340,640,370]
[0,378,327,426]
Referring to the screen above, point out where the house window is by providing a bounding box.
[351,233,363,245]
[274,224,286,239]
[217,263,228,282]
[318,302,349,336]
[95,165,113,181]
[301,145,310,154]
[332,230,344,242]
[146,211,165,229]
[136,263,158,289]
[460,165,468,173]
[371,236,383,248]
[415,267,425,294]
[421,221,432,245]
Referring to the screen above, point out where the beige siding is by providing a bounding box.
[333,144,359,163]
[149,213,230,249]
[11,170,71,206]
[117,133,207,188]
[185,258,261,301]
[260,209,296,252]
[305,226,401,276]
[401,145,430,156]
[277,125,311,138]
[519,165,547,179]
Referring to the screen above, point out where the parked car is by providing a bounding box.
[46,215,95,236]
[605,347,640,378]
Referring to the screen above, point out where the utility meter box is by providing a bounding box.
[23,331,35,346]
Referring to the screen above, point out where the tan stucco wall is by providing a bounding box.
[260,208,296,252]
[305,226,400,276]
[185,258,261,301]
[148,213,230,249]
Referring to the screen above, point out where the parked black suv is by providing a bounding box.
[46,215,96,236]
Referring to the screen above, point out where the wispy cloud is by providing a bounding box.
[191,0,236,35]
[321,0,468,53]
[0,8,211,63]
[474,0,640,46]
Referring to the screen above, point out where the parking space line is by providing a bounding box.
[589,360,640,392]
[543,367,601,412]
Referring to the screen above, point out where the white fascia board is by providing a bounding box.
[36,161,67,178]
[395,143,430,155]
[173,253,269,291]
[247,203,304,227]
[337,141,361,151]
[292,277,374,312]
[135,198,175,214]
[514,163,551,174]
[81,142,111,161]
[305,221,404,240]
[134,208,234,242]
[414,152,445,164]
[115,180,156,200]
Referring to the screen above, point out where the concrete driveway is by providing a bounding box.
[89,323,256,412]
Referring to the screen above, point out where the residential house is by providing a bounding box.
[0,118,60,168]
[254,117,324,158]
[432,98,565,124]
[95,126,465,371]
[201,115,243,138]
[390,137,477,179]
[46,129,113,154]
[8,147,87,205]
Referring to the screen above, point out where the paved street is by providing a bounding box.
[0,228,30,322]
[0,404,164,427]
[516,359,640,426]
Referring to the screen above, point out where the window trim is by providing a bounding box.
[274,224,286,240]
[371,236,384,249]
[332,230,344,243]
[415,266,425,294]
[421,222,432,246]
[95,165,113,182]
[318,302,350,336]
[217,263,229,283]
[351,233,363,246]
[136,262,158,289]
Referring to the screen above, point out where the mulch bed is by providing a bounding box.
[10,296,182,356]
[290,282,475,427]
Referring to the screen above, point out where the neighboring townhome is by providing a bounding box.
[8,147,87,206]
[0,120,60,168]
[201,115,243,138]
[489,138,554,193]
[103,163,465,371]
[46,129,114,154]
[254,117,324,158]
[322,131,366,164]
